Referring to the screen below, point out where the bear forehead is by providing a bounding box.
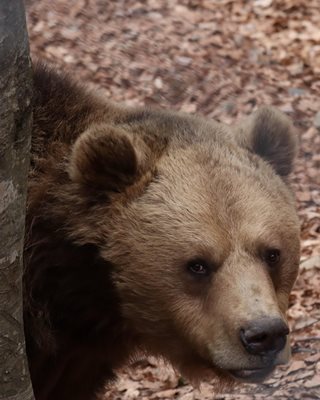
[151,143,293,212]
[125,145,298,254]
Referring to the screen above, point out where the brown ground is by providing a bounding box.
[26,0,319,399]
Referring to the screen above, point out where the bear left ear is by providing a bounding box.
[69,124,150,191]
[236,107,298,178]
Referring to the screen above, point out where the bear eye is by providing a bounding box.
[264,248,281,266]
[187,259,210,276]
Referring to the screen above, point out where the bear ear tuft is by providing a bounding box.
[236,106,298,178]
[69,124,149,191]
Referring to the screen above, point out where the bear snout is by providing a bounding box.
[239,317,289,357]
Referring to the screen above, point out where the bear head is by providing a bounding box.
[68,106,300,385]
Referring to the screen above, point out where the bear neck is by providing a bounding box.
[24,206,142,397]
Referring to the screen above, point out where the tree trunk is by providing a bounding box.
[0,1,34,399]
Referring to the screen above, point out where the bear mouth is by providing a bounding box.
[227,365,274,383]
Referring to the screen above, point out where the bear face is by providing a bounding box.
[68,107,300,384]
[26,66,300,399]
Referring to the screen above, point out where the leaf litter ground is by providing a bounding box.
[26,0,319,398]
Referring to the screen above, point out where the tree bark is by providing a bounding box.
[0,1,34,399]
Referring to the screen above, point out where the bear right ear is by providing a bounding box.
[69,124,150,191]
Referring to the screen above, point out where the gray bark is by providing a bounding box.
[0,1,34,399]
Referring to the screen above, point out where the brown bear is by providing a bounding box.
[24,63,300,400]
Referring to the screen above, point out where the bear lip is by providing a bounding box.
[227,365,275,383]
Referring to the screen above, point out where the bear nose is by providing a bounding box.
[240,317,289,356]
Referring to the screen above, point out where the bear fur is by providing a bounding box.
[24,64,300,400]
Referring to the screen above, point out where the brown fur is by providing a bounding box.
[24,64,300,400]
